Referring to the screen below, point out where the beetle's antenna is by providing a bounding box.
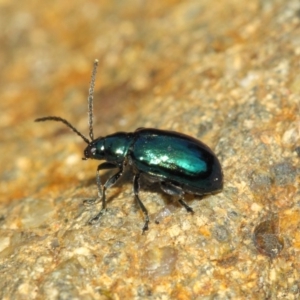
[88,59,99,141]
[35,116,90,144]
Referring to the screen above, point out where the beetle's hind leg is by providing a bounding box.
[133,173,149,233]
[160,181,194,214]
[88,163,123,225]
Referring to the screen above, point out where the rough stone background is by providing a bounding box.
[1,0,300,299]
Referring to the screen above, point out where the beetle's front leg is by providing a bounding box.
[88,163,124,225]
[133,173,149,234]
[84,162,117,206]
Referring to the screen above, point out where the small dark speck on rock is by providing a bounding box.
[253,217,284,258]
[215,254,239,268]
[197,121,213,137]
[50,238,60,249]
[137,285,152,297]
[212,225,230,243]
[250,171,272,192]
[96,288,114,299]
[227,210,239,220]
[103,252,120,265]
[294,146,300,157]
[112,241,125,250]
[271,162,296,186]
[290,284,299,294]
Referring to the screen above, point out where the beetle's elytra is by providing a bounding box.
[35,60,223,233]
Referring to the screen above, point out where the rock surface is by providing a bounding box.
[1,0,300,299]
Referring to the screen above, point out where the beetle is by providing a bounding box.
[35,60,223,232]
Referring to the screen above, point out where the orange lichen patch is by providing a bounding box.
[280,210,300,232]
[109,278,133,299]
[214,253,239,269]
[171,284,192,300]
[274,104,300,124]
[293,232,300,249]
[193,279,214,296]
[198,225,211,237]
[271,185,297,209]
[258,131,282,146]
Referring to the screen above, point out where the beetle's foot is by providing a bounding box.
[142,223,149,234]
[88,209,106,225]
[178,199,194,214]
[186,206,194,214]
[83,198,99,206]
[142,216,150,234]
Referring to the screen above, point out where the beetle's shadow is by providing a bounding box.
[82,168,203,208]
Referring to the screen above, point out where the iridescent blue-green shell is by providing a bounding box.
[130,128,223,194]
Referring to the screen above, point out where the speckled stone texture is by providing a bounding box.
[1,0,300,299]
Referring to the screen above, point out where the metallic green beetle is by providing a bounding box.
[36,60,223,232]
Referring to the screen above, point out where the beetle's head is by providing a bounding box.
[83,138,105,160]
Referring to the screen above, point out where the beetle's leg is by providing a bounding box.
[84,162,117,205]
[133,173,149,233]
[160,181,194,213]
[88,164,123,225]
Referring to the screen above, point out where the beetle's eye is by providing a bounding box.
[91,147,96,155]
